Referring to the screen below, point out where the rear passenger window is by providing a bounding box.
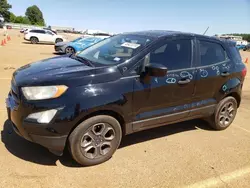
[150,39,192,70]
[38,30,46,34]
[30,30,45,34]
[199,41,226,66]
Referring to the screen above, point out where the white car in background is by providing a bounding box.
[0,14,4,23]
[24,29,66,44]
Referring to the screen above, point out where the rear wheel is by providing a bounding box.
[30,37,38,44]
[208,96,237,130]
[55,38,63,43]
[65,46,75,55]
[69,115,122,166]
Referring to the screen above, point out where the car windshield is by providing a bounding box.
[72,37,83,42]
[78,37,101,43]
[77,34,153,65]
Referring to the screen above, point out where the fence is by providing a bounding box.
[4,23,74,31]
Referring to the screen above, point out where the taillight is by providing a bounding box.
[242,67,247,77]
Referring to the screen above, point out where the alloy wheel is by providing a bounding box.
[218,102,236,127]
[65,47,75,54]
[80,123,116,159]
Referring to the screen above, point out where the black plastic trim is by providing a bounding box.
[130,105,216,133]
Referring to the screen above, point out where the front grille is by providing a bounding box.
[55,46,61,51]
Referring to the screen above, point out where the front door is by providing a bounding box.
[44,30,54,43]
[132,37,197,131]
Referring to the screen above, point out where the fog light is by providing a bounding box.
[27,109,57,123]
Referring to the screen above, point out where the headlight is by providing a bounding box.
[22,85,68,100]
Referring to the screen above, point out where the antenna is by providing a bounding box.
[203,26,209,35]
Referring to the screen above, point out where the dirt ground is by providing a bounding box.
[0,29,250,188]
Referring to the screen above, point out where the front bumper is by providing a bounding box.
[54,45,64,53]
[6,95,67,156]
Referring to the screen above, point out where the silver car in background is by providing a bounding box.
[54,37,84,54]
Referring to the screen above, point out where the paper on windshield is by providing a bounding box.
[114,57,121,61]
[121,42,141,49]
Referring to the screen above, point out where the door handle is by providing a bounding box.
[221,72,230,77]
[178,79,191,85]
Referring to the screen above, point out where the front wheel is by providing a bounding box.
[207,96,238,130]
[65,46,75,55]
[69,115,122,166]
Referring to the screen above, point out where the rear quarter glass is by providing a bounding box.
[228,45,246,80]
[228,45,242,62]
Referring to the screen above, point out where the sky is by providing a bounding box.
[8,0,250,35]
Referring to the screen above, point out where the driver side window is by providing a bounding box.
[133,39,192,74]
[150,39,192,70]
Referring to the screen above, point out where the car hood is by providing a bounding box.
[13,56,121,87]
[55,41,68,47]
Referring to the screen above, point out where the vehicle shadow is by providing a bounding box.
[1,119,212,168]
[53,52,63,55]
[22,42,53,45]
[119,119,212,148]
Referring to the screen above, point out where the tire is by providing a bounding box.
[69,115,122,166]
[30,37,38,44]
[65,46,75,55]
[208,96,238,130]
[55,38,63,43]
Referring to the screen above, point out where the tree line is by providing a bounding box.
[0,0,45,26]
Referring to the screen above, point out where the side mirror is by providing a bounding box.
[145,63,167,77]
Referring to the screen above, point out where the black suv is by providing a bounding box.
[6,31,247,166]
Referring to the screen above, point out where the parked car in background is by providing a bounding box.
[0,14,4,23]
[24,29,66,44]
[55,36,106,54]
[6,31,247,166]
[54,37,83,54]
[236,44,245,50]
[243,44,250,51]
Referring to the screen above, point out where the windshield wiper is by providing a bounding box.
[70,54,94,67]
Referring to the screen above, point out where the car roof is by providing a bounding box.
[123,30,235,44]
[30,29,44,31]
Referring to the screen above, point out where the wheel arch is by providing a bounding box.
[68,109,126,140]
[225,92,241,107]
[30,36,39,41]
[55,38,63,43]
[220,78,242,107]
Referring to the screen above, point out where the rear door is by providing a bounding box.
[192,39,232,113]
[132,37,197,131]
[34,30,46,42]
[44,30,55,43]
